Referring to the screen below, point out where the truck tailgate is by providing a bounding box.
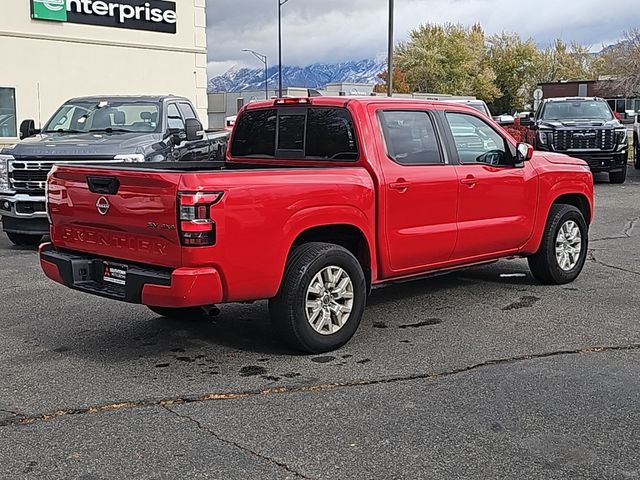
[48,165,182,268]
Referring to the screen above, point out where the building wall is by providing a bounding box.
[0,0,208,146]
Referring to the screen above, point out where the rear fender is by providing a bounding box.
[274,205,376,289]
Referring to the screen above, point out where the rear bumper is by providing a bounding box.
[39,243,224,308]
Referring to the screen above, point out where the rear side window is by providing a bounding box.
[231,107,358,161]
[231,109,277,157]
[378,111,443,165]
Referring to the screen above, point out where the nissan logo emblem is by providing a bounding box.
[96,196,110,215]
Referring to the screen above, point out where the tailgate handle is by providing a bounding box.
[87,176,120,195]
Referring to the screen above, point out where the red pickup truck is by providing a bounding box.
[40,97,594,353]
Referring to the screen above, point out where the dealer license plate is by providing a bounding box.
[103,262,128,286]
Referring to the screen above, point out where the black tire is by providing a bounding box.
[635,140,640,169]
[528,204,588,285]
[269,242,367,354]
[6,232,43,246]
[609,168,627,184]
[147,306,207,320]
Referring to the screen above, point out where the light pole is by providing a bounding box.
[242,49,269,100]
[387,0,394,97]
[278,0,290,98]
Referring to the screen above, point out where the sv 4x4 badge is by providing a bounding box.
[147,222,176,231]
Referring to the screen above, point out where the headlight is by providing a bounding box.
[538,130,549,145]
[114,154,145,163]
[615,128,628,146]
[0,154,14,192]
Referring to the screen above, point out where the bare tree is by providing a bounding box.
[599,29,640,96]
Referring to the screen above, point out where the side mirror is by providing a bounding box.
[185,118,204,142]
[517,143,534,162]
[519,115,532,127]
[496,115,515,126]
[19,119,39,139]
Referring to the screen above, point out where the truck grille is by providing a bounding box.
[552,130,615,151]
[8,158,118,195]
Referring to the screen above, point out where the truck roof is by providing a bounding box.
[243,96,481,113]
[542,97,605,103]
[66,95,189,103]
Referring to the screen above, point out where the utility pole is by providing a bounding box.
[278,0,290,98]
[387,0,394,97]
[242,49,269,100]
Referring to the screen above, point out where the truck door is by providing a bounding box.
[442,111,538,259]
[376,109,459,275]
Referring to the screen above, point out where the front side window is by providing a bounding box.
[44,100,161,133]
[379,111,442,165]
[231,107,358,161]
[167,104,185,131]
[446,112,510,166]
[0,88,17,138]
[178,102,197,121]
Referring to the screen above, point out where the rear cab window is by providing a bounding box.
[230,107,358,161]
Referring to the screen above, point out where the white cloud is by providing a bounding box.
[206,0,639,78]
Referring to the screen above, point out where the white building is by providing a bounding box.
[0,0,208,146]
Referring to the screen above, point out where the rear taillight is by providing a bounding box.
[178,192,223,246]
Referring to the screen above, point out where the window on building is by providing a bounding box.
[0,88,17,138]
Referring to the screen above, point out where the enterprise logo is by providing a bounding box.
[31,0,177,33]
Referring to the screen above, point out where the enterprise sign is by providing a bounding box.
[31,0,177,34]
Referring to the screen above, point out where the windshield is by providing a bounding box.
[43,100,161,133]
[540,100,614,121]
[467,102,490,117]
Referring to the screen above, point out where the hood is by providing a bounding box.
[537,119,621,129]
[4,131,163,158]
[542,152,589,166]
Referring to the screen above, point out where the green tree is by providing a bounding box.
[534,39,600,84]
[487,33,541,113]
[395,23,501,103]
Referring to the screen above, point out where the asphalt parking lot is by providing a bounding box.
[1,168,639,480]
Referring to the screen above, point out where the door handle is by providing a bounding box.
[389,180,410,193]
[460,175,478,188]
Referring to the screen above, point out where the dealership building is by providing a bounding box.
[0,0,208,146]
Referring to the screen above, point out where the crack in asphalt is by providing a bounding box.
[588,250,640,276]
[2,343,640,429]
[162,405,315,480]
[592,217,639,243]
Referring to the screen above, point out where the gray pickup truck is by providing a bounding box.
[0,95,228,245]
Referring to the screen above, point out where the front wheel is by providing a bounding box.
[528,204,588,285]
[609,168,627,184]
[6,232,43,246]
[269,242,367,353]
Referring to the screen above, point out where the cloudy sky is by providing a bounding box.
[207,0,640,78]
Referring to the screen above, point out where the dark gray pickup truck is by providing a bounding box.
[0,95,228,245]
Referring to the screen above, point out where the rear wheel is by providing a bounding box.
[609,168,627,184]
[269,242,366,353]
[6,232,43,246]
[147,306,207,320]
[528,204,588,285]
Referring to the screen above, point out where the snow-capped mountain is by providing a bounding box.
[208,59,386,93]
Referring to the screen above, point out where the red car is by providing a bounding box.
[40,97,594,353]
